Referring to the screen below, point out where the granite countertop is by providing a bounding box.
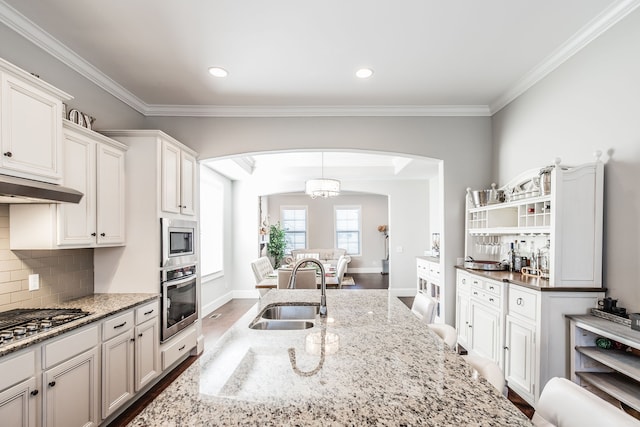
[456,265,605,292]
[0,293,159,357]
[128,290,531,426]
[417,255,440,263]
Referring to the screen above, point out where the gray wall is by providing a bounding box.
[493,8,640,312]
[266,193,389,271]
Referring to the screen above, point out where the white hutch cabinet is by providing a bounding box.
[456,158,606,407]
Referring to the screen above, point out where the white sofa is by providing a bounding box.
[287,248,351,267]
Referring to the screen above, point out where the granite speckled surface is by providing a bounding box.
[128,290,531,426]
[0,293,159,357]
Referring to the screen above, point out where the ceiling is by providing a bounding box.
[1,0,636,118]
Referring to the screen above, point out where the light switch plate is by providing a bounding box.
[28,274,39,291]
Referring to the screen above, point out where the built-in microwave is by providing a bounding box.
[161,218,197,268]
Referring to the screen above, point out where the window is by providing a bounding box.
[281,206,307,254]
[335,206,361,255]
[200,165,224,276]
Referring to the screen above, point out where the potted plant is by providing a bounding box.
[267,222,287,268]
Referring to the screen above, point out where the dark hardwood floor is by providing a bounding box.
[109,272,535,425]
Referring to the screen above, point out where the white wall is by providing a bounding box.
[492,8,640,311]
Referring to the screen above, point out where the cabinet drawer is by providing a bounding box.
[161,327,196,370]
[44,325,99,369]
[509,286,538,321]
[457,272,471,292]
[0,349,35,391]
[484,280,502,297]
[135,300,159,325]
[470,276,484,289]
[103,310,134,341]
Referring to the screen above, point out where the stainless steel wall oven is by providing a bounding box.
[161,263,198,342]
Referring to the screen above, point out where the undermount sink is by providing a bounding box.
[249,303,319,330]
[260,304,319,320]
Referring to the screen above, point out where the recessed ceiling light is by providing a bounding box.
[356,68,374,79]
[208,67,228,77]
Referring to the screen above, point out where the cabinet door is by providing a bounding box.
[0,377,37,427]
[1,73,62,181]
[470,300,501,366]
[505,315,536,403]
[456,291,470,349]
[135,318,160,391]
[161,140,181,214]
[44,347,99,427]
[58,129,96,246]
[179,151,196,216]
[102,329,135,419]
[96,143,126,245]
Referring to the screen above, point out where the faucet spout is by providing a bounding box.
[289,258,327,317]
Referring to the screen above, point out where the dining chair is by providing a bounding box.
[277,267,316,289]
[251,256,274,284]
[410,292,437,324]
[334,255,349,288]
[532,377,639,427]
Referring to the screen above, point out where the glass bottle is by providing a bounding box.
[539,240,550,279]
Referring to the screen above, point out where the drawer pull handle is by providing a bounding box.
[139,333,143,337]
[504,346,509,351]
[113,321,127,329]
[489,298,494,302]
[517,297,524,306]
[489,286,494,290]
[48,381,56,388]
[91,232,97,236]
[100,233,106,237]
[30,389,39,396]
[3,151,12,157]
[144,309,154,315]
[473,291,478,295]
[462,279,466,284]
[178,344,186,351]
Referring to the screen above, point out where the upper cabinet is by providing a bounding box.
[10,121,127,249]
[0,58,72,183]
[161,140,196,216]
[465,158,604,287]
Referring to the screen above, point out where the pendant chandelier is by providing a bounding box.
[305,152,340,199]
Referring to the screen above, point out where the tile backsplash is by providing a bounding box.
[0,205,94,311]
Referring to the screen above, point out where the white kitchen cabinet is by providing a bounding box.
[0,349,38,427]
[0,377,38,427]
[0,58,72,183]
[43,347,100,427]
[469,296,502,366]
[101,310,135,419]
[504,314,536,400]
[161,139,196,216]
[455,272,471,349]
[8,121,127,250]
[134,301,160,391]
[416,257,443,323]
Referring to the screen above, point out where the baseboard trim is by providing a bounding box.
[201,291,234,317]
[348,267,381,273]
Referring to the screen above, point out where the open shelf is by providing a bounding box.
[576,347,640,383]
[576,371,640,412]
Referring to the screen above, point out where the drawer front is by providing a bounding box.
[428,262,440,277]
[135,300,159,325]
[0,350,35,391]
[482,292,501,309]
[161,327,196,370]
[484,279,502,297]
[103,310,135,341]
[509,286,538,321]
[470,276,484,289]
[44,325,99,369]
[457,271,471,292]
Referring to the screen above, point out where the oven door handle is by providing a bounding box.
[164,276,196,289]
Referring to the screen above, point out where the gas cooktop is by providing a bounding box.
[0,308,91,345]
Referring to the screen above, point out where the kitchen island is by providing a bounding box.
[128,290,531,426]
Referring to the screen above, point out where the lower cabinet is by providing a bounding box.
[0,377,38,427]
[469,299,502,365]
[135,318,160,391]
[102,328,135,418]
[44,347,100,427]
[504,315,536,400]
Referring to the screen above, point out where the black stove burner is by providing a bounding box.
[0,308,91,345]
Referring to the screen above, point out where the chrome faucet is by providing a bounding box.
[288,258,327,317]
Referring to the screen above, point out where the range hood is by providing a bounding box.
[0,174,83,204]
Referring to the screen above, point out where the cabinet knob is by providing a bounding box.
[138,333,143,338]
[3,151,12,157]
[504,346,509,351]
[517,297,524,306]
[48,381,56,388]
[131,338,135,342]
[91,232,97,236]
[30,389,39,396]
[100,233,106,237]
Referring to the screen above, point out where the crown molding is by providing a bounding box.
[143,104,492,117]
[0,0,148,114]
[490,0,640,114]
